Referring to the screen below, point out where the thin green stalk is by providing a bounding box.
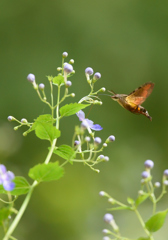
[3,140,57,240]
[3,84,61,240]
[50,81,54,121]
[134,208,153,239]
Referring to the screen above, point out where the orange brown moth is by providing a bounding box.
[109,82,154,121]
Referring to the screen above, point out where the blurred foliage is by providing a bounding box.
[0,0,168,239]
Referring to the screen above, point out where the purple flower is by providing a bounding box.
[85,67,93,76]
[104,213,113,223]
[27,73,35,83]
[93,72,101,80]
[62,52,68,58]
[64,63,73,74]
[144,160,154,169]
[76,110,103,133]
[0,165,15,191]
[94,137,102,144]
[141,171,149,179]
[164,169,168,177]
[65,81,72,87]
[39,83,45,90]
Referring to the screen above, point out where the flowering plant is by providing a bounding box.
[100,160,168,240]
[0,52,115,240]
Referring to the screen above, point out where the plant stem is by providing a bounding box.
[3,84,61,240]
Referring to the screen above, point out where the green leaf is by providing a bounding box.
[145,210,168,232]
[127,197,135,205]
[35,114,54,123]
[0,177,30,196]
[33,114,60,141]
[28,162,64,182]
[53,145,76,163]
[60,103,90,117]
[35,122,60,141]
[53,75,64,86]
[27,114,55,134]
[0,207,12,225]
[135,193,150,207]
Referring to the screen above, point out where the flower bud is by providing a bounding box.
[57,67,62,71]
[71,93,75,97]
[101,87,106,92]
[62,52,68,58]
[144,160,154,169]
[85,67,93,76]
[163,180,168,186]
[74,140,80,146]
[104,156,109,161]
[93,72,101,80]
[108,135,115,142]
[21,118,28,124]
[7,116,13,121]
[85,136,91,142]
[103,143,107,147]
[94,137,102,144]
[141,171,149,179]
[64,63,73,74]
[65,81,72,88]
[99,191,105,196]
[163,169,168,177]
[154,182,161,188]
[104,213,113,223]
[103,237,110,240]
[27,73,35,83]
[69,59,74,64]
[39,83,45,90]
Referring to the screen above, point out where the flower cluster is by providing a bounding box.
[100,160,168,240]
[0,164,15,191]
[72,110,115,172]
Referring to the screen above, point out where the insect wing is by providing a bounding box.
[126,82,154,105]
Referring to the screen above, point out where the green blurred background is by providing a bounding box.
[0,0,168,239]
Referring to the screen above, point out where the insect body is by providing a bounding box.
[109,82,154,121]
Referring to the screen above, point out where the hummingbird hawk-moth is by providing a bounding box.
[109,82,154,121]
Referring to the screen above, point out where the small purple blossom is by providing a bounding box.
[164,169,168,177]
[104,156,109,161]
[65,80,72,87]
[27,73,35,83]
[76,110,103,132]
[154,182,161,188]
[102,229,109,234]
[74,140,80,146]
[85,136,91,142]
[108,135,115,142]
[62,52,68,58]
[144,160,154,169]
[85,67,93,76]
[64,63,73,74]
[7,116,13,121]
[103,237,110,240]
[21,118,27,123]
[99,191,105,196]
[94,137,102,144]
[104,213,113,223]
[0,165,15,191]
[93,72,101,80]
[163,180,168,186]
[141,171,149,179]
[39,83,45,90]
